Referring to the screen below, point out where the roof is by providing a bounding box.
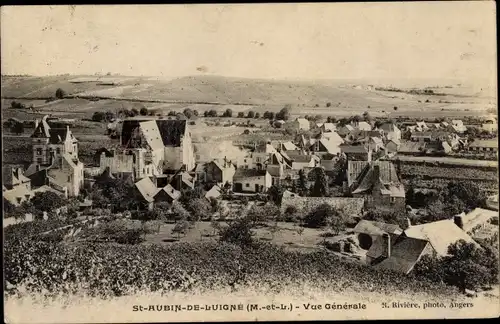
[340,144,369,154]
[48,128,71,144]
[379,123,400,133]
[2,166,30,189]
[353,220,403,236]
[282,141,298,151]
[3,186,33,206]
[233,169,268,180]
[322,123,336,131]
[135,177,159,202]
[347,161,400,187]
[290,154,318,163]
[457,208,498,233]
[139,120,164,151]
[156,184,181,201]
[316,139,341,154]
[121,119,188,148]
[31,117,51,138]
[370,137,384,145]
[282,190,300,199]
[205,185,222,200]
[404,219,479,256]
[296,118,309,127]
[280,196,365,218]
[469,139,498,149]
[373,237,430,274]
[356,121,372,131]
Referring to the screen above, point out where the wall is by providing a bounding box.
[182,132,196,172]
[206,162,223,183]
[234,176,266,193]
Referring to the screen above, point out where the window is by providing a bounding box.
[68,176,71,182]
[245,183,250,187]
[390,197,396,204]
[56,148,61,154]
[37,158,42,164]
[244,159,247,163]
[256,157,260,162]
[36,148,42,155]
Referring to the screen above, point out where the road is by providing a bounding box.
[391,155,498,168]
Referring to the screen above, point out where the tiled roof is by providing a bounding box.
[205,185,222,200]
[121,119,188,148]
[404,219,479,256]
[457,208,498,233]
[139,120,164,151]
[135,177,159,202]
[353,220,403,235]
[373,237,430,274]
[156,184,181,201]
[340,144,368,154]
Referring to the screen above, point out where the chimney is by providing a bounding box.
[382,233,391,258]
[406,217,412,228]
[454,215,464,230]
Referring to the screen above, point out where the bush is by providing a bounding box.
[219,217,254,247]
[304,203,332,228]
[140,107,148,116]
[92,112,105,122]
[55,88,66,99]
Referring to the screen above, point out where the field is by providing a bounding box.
[2,75,495,124]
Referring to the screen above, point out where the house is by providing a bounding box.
[346,161,405,210]
[354,121,372,131]
[3,166,31,191]
[205,158,236,185]
[31,116,79,165]
[194,163,206,182]
[285,151,320,169]
[397,141,425,155]
[238,142,276,170]
[379,123,401,141]
[385,139,401,154]
[280,196,365,223]
[232,169,272,193]
[3,185,34,206]
[321,123,336,132]
[154,184,182,204]
[355,217,480,274]
[481,119,497,133]
[468,139,498,153]
[170,172,195,191]
[266,152,290,186]
[450,120,467,133]
[108,118,195,178]
[340,144,372,161]
[205,185,222,200]
[46,153,85,197]
[453,208,499,235]
[367,136,384,152]
[337,124,355,137]
[294,118,310,131]
[134,177,158,210]
[415,121,429,132]
[319,153,340,171]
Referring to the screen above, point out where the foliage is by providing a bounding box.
[206,109,218,117]
[219,217,254,247]
[276,106,291,121]
[310,167,329,197]
[10,101,26,109]
[263,111,275,120]
[186,198,211,221]
[55,88,66,99]
[442,181,486,210]
[297,169,309,196]
[414,240,499,293]
[222,109,233,117]
[247,111,255,118]
[364,207,408,230]
[254,112,260,119]
[92,111,105,122]
[267,185,285,206]
[246,204,280,226]
[183,108,194,119]
[171,201,190,222]
[172,220,190,238]
[237,112,244,118]
[30,191,66,213]
[10,122,24,135]
[304,203,332,228]
[140,107,148,116]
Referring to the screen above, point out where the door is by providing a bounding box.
[255,184,260,192]
[235,183,242,192]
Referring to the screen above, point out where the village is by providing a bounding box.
[3,104,499,280]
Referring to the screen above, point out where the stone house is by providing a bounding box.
[205,158,236,185]
[232,169,272,193]
[379,123,401,141]
[293,118,310,131]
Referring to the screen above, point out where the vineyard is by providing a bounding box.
[3,219,462,301]
[400,164,497,182]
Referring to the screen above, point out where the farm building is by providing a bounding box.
[293,118,310,131]
[232,169,272,193]
[468,139,498,153]
[345,161,405,210]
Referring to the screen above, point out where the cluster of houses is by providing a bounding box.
[3,114,499,276]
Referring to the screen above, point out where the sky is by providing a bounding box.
[1,3,496,84]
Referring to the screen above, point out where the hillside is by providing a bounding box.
[1,75,495,119]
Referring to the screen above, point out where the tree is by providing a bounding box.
[326,102,331,108]
[219,217,254,247]
[223,109,233,117]
[193,110,199,116]
[55,88,66,99]
[30,191,66,212]
[237,112,245,118]
[208,109,218,117]
[186,198,211,221]
[362,111,374,122]
[304,203,333,228]
[11,122,24,135]
[393,106,398,111]
[254,112,260,119]
[443,181,486,210]
[170,201,190,222]
[326,116,336,123]
[327,206,348,235]
[414,240,499,293]
[183,108,194,119]
[130,108,139,117]
[172,220,190,239]
[140,107,148,116]
[92,111,105,122]
[267,185,285,206]
[310,167,329,197]
[276,106,291,121]
[297,169,309,196]
[247,111,255,118]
